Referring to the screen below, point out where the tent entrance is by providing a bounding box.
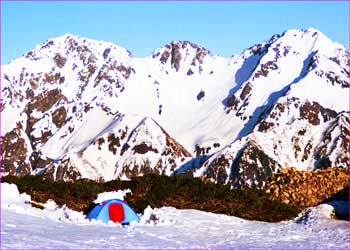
[108,203,125,223]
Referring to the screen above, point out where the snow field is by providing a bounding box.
[1,183,349,249]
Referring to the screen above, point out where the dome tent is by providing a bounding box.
[87,199,140,224]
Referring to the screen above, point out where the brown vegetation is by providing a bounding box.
[266,167,349,207]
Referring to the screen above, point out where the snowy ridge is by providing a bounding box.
[1,27,349,186]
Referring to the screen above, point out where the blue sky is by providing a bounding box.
[1,1,349,64]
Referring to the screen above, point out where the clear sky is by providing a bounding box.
[1,1,349,64]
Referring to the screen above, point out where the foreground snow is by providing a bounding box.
[1,183,349,249]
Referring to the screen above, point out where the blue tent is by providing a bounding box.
[87,199,140,224]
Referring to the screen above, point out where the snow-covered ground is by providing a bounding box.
[1,183,349,249]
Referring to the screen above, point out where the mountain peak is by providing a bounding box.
[52,32,80,41]
[38,33,80,48]
[152,40,210,56]
[282,27,346,51]
[151,40,211,71]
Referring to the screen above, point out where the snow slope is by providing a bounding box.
[2,183,349,249]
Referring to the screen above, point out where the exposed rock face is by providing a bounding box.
[266,167,349,207]
[300,101,322,125]
[51,106,67,128]
[314,113,349,168]
[53,53,66,68]
[154,40,210,73]
[1,126,32,176]
[42,157,82,181]
[228,141,280,188]
[198,140,280,188]
[200,154,231,185]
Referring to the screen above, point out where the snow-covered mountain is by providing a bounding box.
[1,28,349,186]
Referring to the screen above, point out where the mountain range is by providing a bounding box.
[1,27,349,188]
